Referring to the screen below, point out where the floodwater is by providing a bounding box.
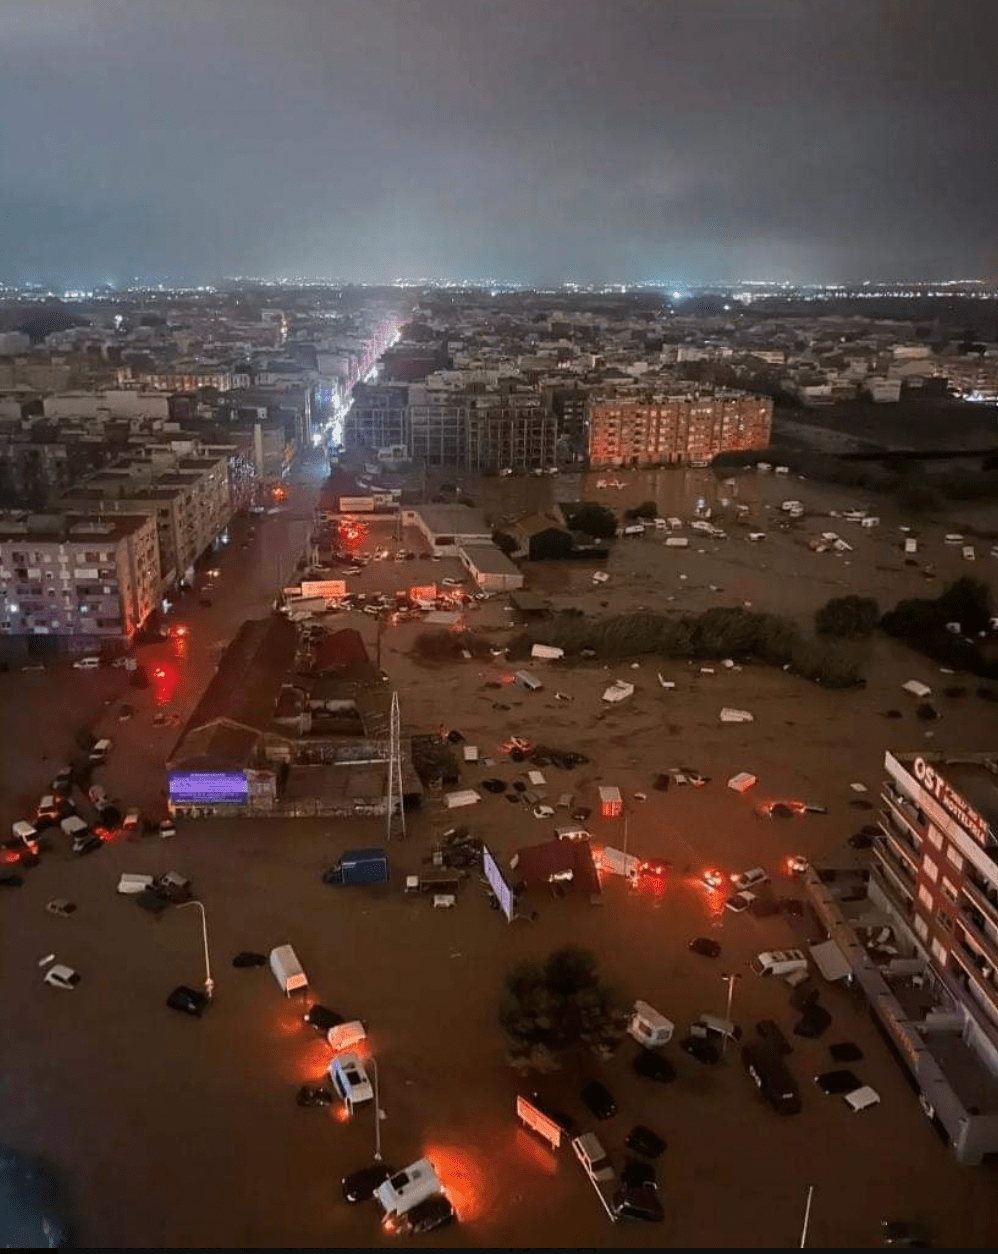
[3,460,998,1247]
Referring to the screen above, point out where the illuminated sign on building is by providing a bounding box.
[301,580,346,600]
[169,771,249,804]
[912,757,990,846]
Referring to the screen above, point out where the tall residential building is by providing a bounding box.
[0,512,159,651]
[587,390,772,466]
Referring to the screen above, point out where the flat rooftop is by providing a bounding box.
[415,504,490,535]
[938,759,998,834]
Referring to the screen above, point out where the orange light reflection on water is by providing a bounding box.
[423,1143,490,1224]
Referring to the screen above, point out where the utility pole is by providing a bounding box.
[386,690,406,842]
[720,971,741,1057]
[799,1185,815,1248]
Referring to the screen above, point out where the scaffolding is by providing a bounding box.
[385,689,407,841]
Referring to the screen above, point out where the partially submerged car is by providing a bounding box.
[44,964,80,990]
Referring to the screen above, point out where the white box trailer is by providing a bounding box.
[269,944,308,995]
[375,1158,444,1218]
[809,939,852,982]
[664,536,689,548]
[728,771,757,793]
[515,670,544,691]
[463,745,479,763]
[629,1000,674,1048]
[599,846,639,881]
[444,788,480,809]
[531,644,564,660]
[904,538,918,554]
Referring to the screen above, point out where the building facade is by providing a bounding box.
[0,512,159,653]
[587,390,772,466]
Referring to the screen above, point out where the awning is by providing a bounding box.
[810,938,852,982]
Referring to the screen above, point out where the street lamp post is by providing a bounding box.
[370,1055,383,1161]
[178,900,214,1000]
[720,971,741,1056]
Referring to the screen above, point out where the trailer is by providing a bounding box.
[405,870,463,894]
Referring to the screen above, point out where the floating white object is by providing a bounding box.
[728,771,757,793]
[720,708,754,724]
[902,680,931,698]
[602,679,635,704]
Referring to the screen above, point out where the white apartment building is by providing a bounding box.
[0,512,159,651]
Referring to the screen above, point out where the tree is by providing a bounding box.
[624,500,657,521]
[499,945,628,1069]
[492,529,517,557]
[815,595,880,638]
[893,483,944,514]
[563,501,617,540]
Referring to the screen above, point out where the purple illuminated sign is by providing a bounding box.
[169,771,249,804]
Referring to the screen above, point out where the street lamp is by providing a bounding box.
[177,899,214,1000]
[720,971,741,1056]
[370,1055,384,1161]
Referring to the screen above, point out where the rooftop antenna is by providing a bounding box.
[386,689,406,841]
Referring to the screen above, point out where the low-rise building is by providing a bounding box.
[458,544,524,592]
[410,504,493,556]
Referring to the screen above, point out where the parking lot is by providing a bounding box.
[3,460,998,1246]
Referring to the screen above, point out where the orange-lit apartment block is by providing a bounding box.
[586,389,772,467]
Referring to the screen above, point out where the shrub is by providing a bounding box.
[562,501,618,540]
[624,500,658,521]
[815,595,880,638]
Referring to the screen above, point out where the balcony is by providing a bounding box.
[951,938,998,1017]
[878,810,921,869]
[881,783,927,840]
[871,851,916,912]
[964,872,998,931]
[958,900,998,962]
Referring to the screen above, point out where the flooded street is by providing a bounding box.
[3,460,998,1247]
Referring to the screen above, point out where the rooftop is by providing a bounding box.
[415,503,490,535]
[458,544,521,576]
[0,511,153,545]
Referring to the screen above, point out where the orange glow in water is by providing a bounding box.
[333,1104,350,1123]
[423,1144,489,1223]
[513,1128,559,1176]
[152,662,180,707]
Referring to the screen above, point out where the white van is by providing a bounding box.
[556,825,590,842]
[117,873,154,895]
[60,815,89,840]
[12,820,38,845]
[752,949,808,978]
[571,1133,614,1183]
[73,656,100,670]
[375,1158,443,1218]
[269,944,308,995]
[515,670,544,692]
[89,738,112,764]
[731,866,769,891]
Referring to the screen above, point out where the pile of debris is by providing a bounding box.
[438,826,483,870]
[411,734,461,786]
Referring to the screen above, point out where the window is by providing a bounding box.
[945,844,964,873]
[913,914,929,941]
[926,826,943,850]
[918,885,934,911]
[941,877,958,904]
[937,910,952,933]
[930,938,948,967]
[921,856,938,883]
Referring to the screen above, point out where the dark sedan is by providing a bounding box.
[166,985,208,1017]
[341,1162,394,1204]
[632,1050,677,1085]
[688,936,721,958]
[580,1080,617,1120]
[679,1034,720,1065]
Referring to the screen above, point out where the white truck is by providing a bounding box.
[375,1158,444,1220]
[629,1000,674,1048]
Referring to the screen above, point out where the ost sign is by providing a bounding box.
[912,757,990,846]
[301,580,346,600]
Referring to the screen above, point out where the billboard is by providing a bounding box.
[516,1096,562,1151]
[301,580,346,600]
[169,771,249,804]
[339,496,375,513]
[483,844,514,922]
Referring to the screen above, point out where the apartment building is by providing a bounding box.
[938,357,998,404]
[346,382,411,452]
[587,390,772,466]
[406,377,556,472]
[61,450,231,589]
[0,511,159,653]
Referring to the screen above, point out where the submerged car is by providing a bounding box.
[341,1162,393,1203]
[398,1194,456,1236]
[815,1069,862,1096]
[624,1124,666,1159]
[679,1034,720,1065]
[304,1004,345,1033]
[166,985,208,1017]
[688,936,721,959]
[43,964,81,990]
[611,1183,664,1223]
[632,1050,676,1085]
[296,1085,333,1108]
[580,1080,617,1120]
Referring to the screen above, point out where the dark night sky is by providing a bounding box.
[2,0,996,286]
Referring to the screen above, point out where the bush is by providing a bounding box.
[815,595,880,638]
[624,500,658,521]
[562,501,617,540]
[880,578,998,679]
[492,529,517,557]
[500,946,628,1067]
[508,606,867,687]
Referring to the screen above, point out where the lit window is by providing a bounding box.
[945,844,964,873]
[921,856,938,883]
